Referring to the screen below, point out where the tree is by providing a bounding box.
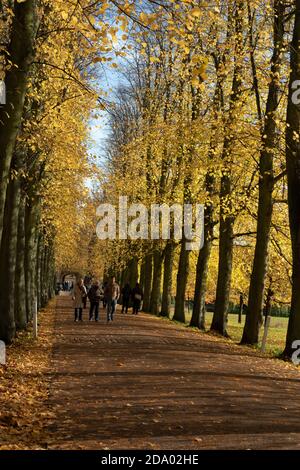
[283,0,300,358]
[241,0,285,345]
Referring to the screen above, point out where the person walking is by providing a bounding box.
[72,278,87,322]
[131,282,143,315]
[104,276,120,323]
[121,283,131,314]
[88,280,101,321]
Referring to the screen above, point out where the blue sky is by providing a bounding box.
[89,113,110,163]
[88,62,123,164]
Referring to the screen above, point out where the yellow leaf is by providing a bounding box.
[190,7,201,18]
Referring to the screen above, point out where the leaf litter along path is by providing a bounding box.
[0,302,55,450]
[48,294,300,450]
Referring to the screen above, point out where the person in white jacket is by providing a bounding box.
[72,278,87,322]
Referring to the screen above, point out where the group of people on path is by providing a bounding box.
[121,282,144,315]
[71,276,143,323]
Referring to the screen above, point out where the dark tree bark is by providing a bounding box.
[160,240,175,317]
[40,240,48,308]
[25,200,40,322]
[238,294,244,324]
[190,63,223,330]
[142,253,153,312]
[190,191,214,329]
[15,196,27,330]
[211,194,234,336]
[173,235,189,323]
[150,249,163,316]
[36,233,43,309]
[283,0,300,358]
[173,56,202,323]
[0,0,38,242]
[241,0,285,345]
[211,0,244,336]
[128,257,139,288]
[139,259,146,292]
[0,174,20,342]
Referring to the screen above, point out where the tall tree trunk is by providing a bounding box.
[40,240,47,307]
[15,196,27,330]
[48,242,55,299]
[142,253,153,312]
[139,259,146,292]
[128,257,139,288]
[160,240,175,317]
[190,64,222,330]
[0,176,21,342]
[150,249,163,316]
[242,0,285,345]
[173,236,189,323]
[211,186,234,336]
[0,0,38,242]
[190,203,214,329]
[25,200,40,322]
[173,55,201,323]
[283,0,300,358]
[190,162,216,329]
[211,0,244,336]
[36,233,43,309]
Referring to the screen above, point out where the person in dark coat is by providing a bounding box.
[131,283,143,315]
[88,280,101,321]
[121,283,131,314]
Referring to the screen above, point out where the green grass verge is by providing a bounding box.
[167,308,288,357]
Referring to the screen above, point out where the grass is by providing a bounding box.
[170,307,288,357]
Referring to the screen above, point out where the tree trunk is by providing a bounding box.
[128,257,139,288]
[160,240,175,317]
[40,240,47,308]
[25,200,40,322]
[190,230,213,329]
[48,243,55,299]
[142,253,153,312]
[139,259,146,292]
[173,237,189,323]
[190,60,222,330]
[0,0,38,242]
[210,0,244,336]
[15,196,27,330]
[150,249,163,316]
[36,233,43,309]
[283,0,300,358]
[211,197,234,336]
[238,294,244,324]
[241,0,284,345]
[190,172,215,329]
[0,176,21,342]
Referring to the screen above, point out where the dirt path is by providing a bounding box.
[48,294,300,450]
